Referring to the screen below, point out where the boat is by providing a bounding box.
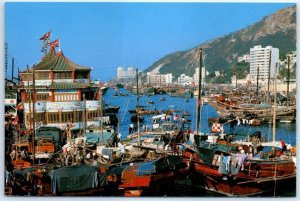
[159,97,166,101]
[109,155,189,196]
[182,142,296,196]
[104,105,120,114]
[181,51,296,196]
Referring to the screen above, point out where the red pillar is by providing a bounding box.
[50,70,54,83]
[72,71,75,82]
[33,92,37,103]
[78,90,82,101]
[49,90,55,102]
[21,90,27,102]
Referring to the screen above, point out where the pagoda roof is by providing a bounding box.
[24,48,91,72]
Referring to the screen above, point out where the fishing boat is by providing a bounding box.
[181,51,296,196]
[111,155,189,196]
[104,105,120,114]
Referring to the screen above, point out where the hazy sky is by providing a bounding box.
[5,2,294,81]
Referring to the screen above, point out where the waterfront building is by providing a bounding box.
[19,47,103,130]
[146,72,172,85]
[249,45,279,84]
[177,74,194,85]
[117,66,136,79]
[193,67,206,85]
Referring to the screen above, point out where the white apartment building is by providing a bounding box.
[250,45,279,83]
[147,73,173,84]
[117,66,136,79]
[193,67,206,85]
[177,74,194,85]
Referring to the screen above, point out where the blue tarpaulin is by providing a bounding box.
[135,161,156,176]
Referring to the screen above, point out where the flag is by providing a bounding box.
[50,39,59,47]
[39,31,51,40]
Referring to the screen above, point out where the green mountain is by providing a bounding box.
[144,6,296,81]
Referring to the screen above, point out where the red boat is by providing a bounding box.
[182,143,296,196]
[108,154,189,196]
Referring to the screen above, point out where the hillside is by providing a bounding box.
[145,6,296,80]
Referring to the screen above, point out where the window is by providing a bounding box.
[75,72,89,79]
[48,113,59,123]
[37,93,49,101]
[53,72,72,79]
[35,72,50,80]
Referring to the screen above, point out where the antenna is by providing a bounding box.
[5,43,8,80]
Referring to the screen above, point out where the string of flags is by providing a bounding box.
[39,31,60,54]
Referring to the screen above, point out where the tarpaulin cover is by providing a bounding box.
[35,126,61,141]
[108,164,129,176]
[135,161,156,176]
[135,155,184,176]
[195,144,231,165]
[48,164,107,194]
[13,167,34,177]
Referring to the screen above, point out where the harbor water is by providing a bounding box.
[105,88,296,146]
[103,88,296,197]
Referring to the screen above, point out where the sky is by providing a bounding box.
[5,2,295,81]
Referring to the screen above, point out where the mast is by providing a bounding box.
[272,63,278,143]
[5,43,8,81]
[286,55,290,108]
[136,68,141,146]
[235,64,237,91]
[256,64,259,100]
[267,49,272,103]
[83,94,86,134]
[100,86,103,142]
[32,67,36,166]
[12,58,14,82]
[196,48,203,136]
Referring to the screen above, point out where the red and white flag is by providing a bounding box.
[39,31,51,40]
[50,39,59,47]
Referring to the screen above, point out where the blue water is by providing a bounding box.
[103,88,296,146]
[102,88,296,197]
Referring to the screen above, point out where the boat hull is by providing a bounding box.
[188,160,296,196]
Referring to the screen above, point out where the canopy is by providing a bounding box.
[48,164,107,193]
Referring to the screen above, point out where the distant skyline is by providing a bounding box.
[5,2,294,81]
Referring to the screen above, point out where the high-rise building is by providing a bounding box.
[193,67,206,85]
[249,45,279,83]
[117,66,136,79]
[177,74,194,85]
[147,73,172,84]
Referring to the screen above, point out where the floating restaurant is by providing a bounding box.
[19,46,104,130]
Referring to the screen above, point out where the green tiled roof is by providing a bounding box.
[48,82,89,89]
[27,49,91,72]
